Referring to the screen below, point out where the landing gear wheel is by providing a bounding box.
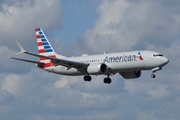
[108,78,112,84]
[83,76,87,81]
[88,76,92,81]
[83,76,92,81]
[104,78,107,83]
[104,78,112,84]
[151,74,156,78]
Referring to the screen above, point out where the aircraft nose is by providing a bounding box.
[161,57,169,65]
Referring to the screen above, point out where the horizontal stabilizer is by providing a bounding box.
[11,57,44,65]
[15,40,27,55]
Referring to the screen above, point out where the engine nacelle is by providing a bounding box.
[120,71,141,79]
[87,63,107,75]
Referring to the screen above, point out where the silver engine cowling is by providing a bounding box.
[87,63,107,75]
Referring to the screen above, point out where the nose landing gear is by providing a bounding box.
[151,74,156,78]
[151,67,162,78]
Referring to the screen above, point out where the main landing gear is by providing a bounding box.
[104,75,111,84]
[83,75,92,81]
[151,67,162,78]
[83,75,112,84]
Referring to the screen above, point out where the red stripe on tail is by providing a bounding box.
[40,55,56,61]
[38,49,45,53]
[35,28,39,32]
[37,42,43,46]
[39,62,56,68]
[36,35,40,39]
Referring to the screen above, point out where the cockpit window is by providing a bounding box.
[153,55,157,57]
[153,54,163,57]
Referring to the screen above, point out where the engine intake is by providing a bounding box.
[87,63,107,75]
[120,71,141,79]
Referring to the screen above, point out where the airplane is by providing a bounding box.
[11,28,169,84]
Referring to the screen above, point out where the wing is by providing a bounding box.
[11,57,45,65]
[25,51,89,70]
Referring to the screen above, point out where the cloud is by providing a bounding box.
[0,46,16,72]
[76,0,180,55]
[54,78,68,89]
[1,74,22,97]
[0,0,62,49]
[0,0,62,72]
[124,80,170,100]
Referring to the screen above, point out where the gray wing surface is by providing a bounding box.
[11,57,45,65]
[25,52,89,69]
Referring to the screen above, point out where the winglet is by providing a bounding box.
[15,40,27,55]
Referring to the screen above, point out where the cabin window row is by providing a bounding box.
[79,59,104,63]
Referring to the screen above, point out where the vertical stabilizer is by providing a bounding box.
[35,28,66,68]
[35,28,57,68]
[35,28,55,54]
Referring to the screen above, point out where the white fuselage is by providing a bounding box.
[44,50,169,76]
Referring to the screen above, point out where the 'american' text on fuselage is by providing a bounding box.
[104,55,137,63]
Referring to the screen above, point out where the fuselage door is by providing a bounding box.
[143,54,148,66]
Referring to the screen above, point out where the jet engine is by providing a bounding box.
[87,63,107,75]
[120,71,141,79]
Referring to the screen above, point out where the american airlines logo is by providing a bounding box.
[104,52,143,63]
[138,52,144,60]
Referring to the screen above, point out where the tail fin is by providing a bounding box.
[35,28,58,63]
[35,28,55,55]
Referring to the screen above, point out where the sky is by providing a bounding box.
[0,0,180,120]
